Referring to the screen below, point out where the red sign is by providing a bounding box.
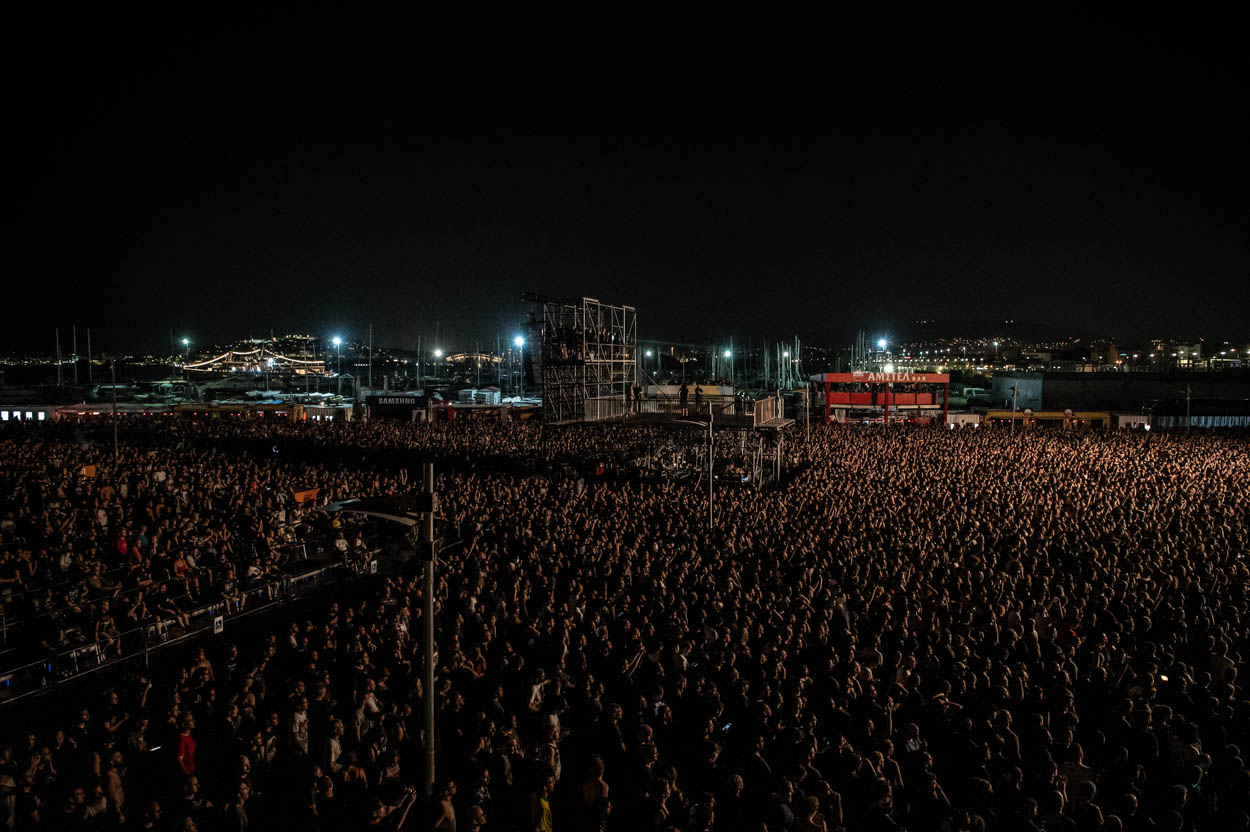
[814,371,949,384]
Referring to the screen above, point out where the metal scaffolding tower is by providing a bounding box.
[524,294,638,425]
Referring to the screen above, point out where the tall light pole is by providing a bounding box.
[110,358,118,457]
[322,475,440,798]
[514,336,524,397]
[332,336,342,396]
[724,349,733,387]
[420,464,437,798]
[434,348,443,388]
[181,338,190,380]
[707,402,714,526]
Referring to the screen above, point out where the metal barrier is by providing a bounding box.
[752,396,780,426]
[0,539,313,647]
[0,563,343,706]
[637,399,744,418]
[584,396,631,422]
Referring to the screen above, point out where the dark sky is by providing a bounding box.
[12,21,1249,355]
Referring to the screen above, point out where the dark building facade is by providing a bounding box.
[992,371,1250,412]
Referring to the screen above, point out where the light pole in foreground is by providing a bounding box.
[332,336,343,396]
[514,336,524,397]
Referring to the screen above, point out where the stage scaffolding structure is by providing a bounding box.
[525,294,638,425]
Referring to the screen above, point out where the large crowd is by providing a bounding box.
[1,415,1247,831]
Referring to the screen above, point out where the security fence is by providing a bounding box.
[0,559,350,706]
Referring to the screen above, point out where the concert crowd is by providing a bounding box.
[0,416,1247,831]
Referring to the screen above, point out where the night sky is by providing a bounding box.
[12,22,1249,355]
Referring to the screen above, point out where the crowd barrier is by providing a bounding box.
[0,541,309,649]
[0,560,345,706]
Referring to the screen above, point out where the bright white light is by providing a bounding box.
[434,349,443,358]
[514,336,525,348]
[645,350,653,357]
[182,338,189,347]
[883,363,895,373]
[332,336,342,347]
[783,351,790,358]
[877,338,887,349]
[723,349,732,358]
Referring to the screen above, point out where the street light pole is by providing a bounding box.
[510,337,526,398]
[420,463,437,798]
[110,358,118,458]
[707,402,714,527]
[805,381,810,443]
[324,483,441,799]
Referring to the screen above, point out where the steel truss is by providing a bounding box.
[529,295,638,425]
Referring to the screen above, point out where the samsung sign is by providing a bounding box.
[368,396,419,406]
